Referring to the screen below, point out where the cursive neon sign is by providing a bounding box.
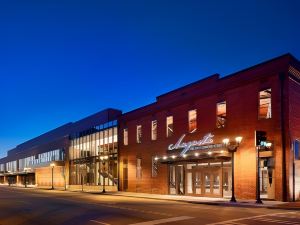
[168,133,214,156]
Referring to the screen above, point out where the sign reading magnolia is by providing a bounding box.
[168,133,214,156]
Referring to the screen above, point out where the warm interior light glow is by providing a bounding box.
[208,151,212,155]
[235,136,243,144]
[171,155,176,159]
[182,154,187,158]
[194,153,199,157]
[100,156,104,160]
[154,157,159,161]
[163,156,167,160]
[50,163,55,167]
[266,142,272,147]
[220,150,224,154]
[223,138,230,145]
[104,155,109,160]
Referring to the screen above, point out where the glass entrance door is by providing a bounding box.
[192,167,222,197]
[169,165,185,195]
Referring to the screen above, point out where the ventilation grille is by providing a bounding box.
[289,66,300,80]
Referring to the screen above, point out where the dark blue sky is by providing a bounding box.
[0,0,300,157]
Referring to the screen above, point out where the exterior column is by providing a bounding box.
[4,176,7,184]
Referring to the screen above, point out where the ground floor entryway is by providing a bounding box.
[169,161,232,198]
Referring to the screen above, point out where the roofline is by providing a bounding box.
[220,53,295,81]
[156,73,220,100]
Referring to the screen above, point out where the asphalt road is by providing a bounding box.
[0,186,299,225]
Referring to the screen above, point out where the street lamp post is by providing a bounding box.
[223,137,243,203]
[50,163,55,190]
[100,155,109,193]
[256,146,263,204]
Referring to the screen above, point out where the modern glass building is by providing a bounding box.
[0,108,121,191]
[69,120,119,189]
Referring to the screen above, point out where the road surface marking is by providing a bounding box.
[252,217,300,224]
[206,211,297,225]
[221,222,247,225]
[129,216,194,225]
[90,220,111,225]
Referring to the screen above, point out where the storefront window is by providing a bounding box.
[188,109,197,133]
[152,157,158,177]
[259,89,272,119]
[216,101,226,128]
[295,140,300,160]
[166,116,174,137]
[136,125,142,143]
[151,120,157,141]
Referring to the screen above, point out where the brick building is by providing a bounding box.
[0,53,300,202]
[118,54,300,201]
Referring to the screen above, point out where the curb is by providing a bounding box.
[2,186,299,210]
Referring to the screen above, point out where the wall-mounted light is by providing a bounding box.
[208,151,212,155]
[235,136,243,145]
[171,155,176,159]
[223,138,230,146]
[163,156,167,160]
[194,153,199,157]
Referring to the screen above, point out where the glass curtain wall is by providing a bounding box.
[69,120,118,187]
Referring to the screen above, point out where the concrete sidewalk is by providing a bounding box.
[2,184,299,210]
[107,191,299,210]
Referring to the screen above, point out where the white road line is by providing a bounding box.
[253,217,300,225]
[206,211,297,225]
[224,222,247,225]
[129,216,194,225]
[275,215,300,219]
[90,220,111,225]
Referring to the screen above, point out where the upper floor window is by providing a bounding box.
[188,109,197,133]
[123,128,128,146]
[151,120,157,141]
[166,116,174,137]
[259,89,272,119]
[136,125,142,143]
[216,101,226,128]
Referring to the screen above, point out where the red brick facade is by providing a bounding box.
[118,54,300,201]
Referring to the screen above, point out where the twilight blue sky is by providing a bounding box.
[0,0,300,157]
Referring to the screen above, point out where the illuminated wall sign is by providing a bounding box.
[168,133,218,156]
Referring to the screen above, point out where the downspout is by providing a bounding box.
[280,72,287,202]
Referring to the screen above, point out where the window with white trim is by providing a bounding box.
[151,120,157,141]
[259,89,272,119]
[188,109,197,133]
[123,128,128,146]
[166,116,173,137]
[136,125,142,143]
